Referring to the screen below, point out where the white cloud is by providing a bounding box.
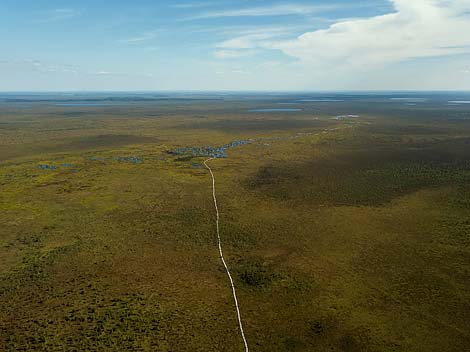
[35,8,81,23]
[231,69,251,74]
[214,26,304,60]
[118,31,159,44]
[191,4,334,19]
[144,46,159,52]
[256,61,283,69]
[172,1,222,9]
[218,33,278,50]
[213,49,259,59]
[217,27,298,50]
[1,59,79,74]
[270,0,470,68]
[208,1,470,89]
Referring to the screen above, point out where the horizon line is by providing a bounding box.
[1,89,470,94]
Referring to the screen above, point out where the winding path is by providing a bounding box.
[204,158,250,352]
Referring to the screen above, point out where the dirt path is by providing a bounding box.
[204,158,250,352]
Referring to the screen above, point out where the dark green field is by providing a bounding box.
[1,93,469,351]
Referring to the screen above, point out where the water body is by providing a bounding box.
[298,99,344,102]
[171,139,251,159]
[37,164,57,170]
[249,108,302,112]
[449,101,470,104]
[390,98,428,103]
[55,103,120,107]
[335,114,360,120]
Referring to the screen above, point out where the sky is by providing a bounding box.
[1,0,470,91]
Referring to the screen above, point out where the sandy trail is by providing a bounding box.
[204,158,250,352]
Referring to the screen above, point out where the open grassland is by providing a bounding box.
[1,95,470,351]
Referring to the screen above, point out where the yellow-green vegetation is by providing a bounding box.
[1,96,469,351]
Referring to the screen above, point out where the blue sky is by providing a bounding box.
[1,0,470,91]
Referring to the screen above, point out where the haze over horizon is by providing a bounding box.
[2,0,470,91]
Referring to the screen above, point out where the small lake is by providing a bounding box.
[448,101,470,104]
[249,108,303,112]
[298,99,344,102]
[390,98,427,103]
[55,103,120,107]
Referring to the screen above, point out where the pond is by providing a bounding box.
[248,108,302,112]
[389,97,427,103]
[55,103,121,107]
[298,99,344,102]
[170,139,251,159]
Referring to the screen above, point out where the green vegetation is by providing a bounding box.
[1,96,469,351]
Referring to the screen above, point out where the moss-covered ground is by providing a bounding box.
[1,95,469,351]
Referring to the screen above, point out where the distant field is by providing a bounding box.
[1,93,470,351]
